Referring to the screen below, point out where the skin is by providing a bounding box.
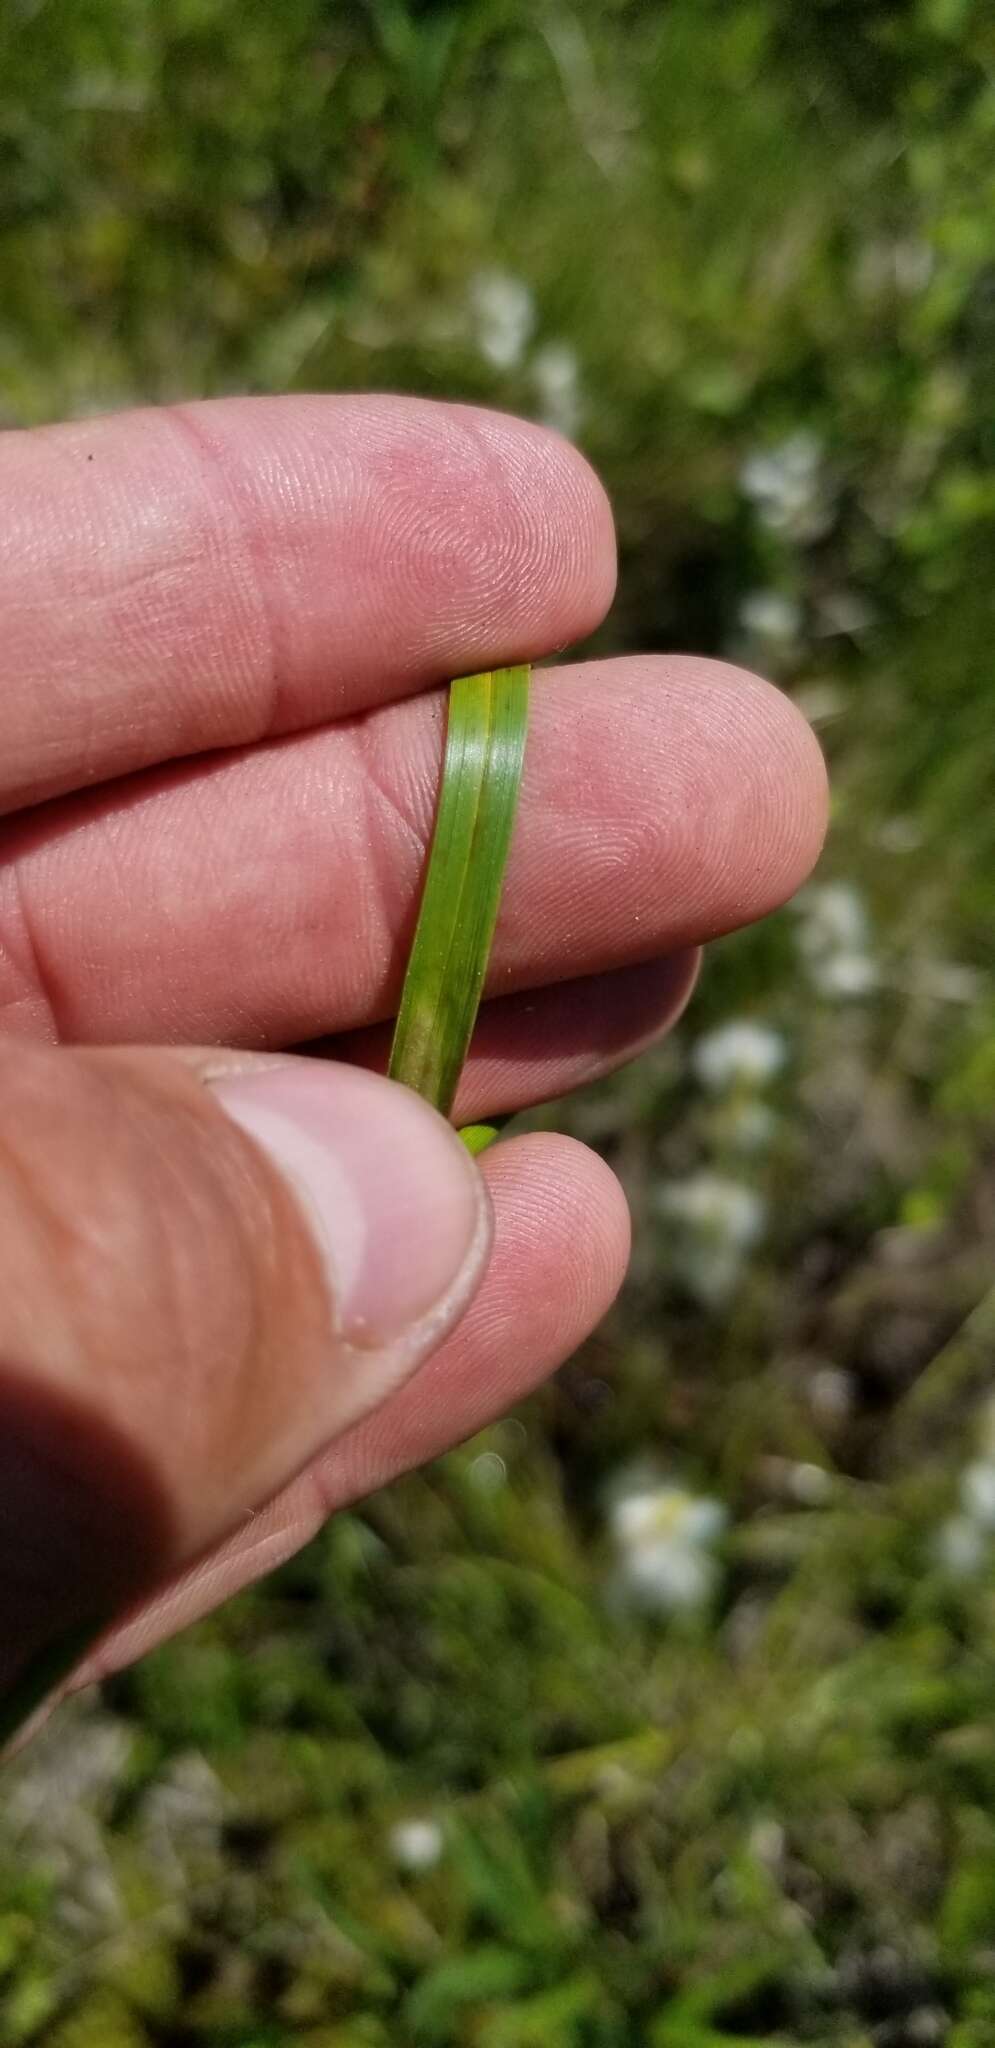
[0,395,828,1728]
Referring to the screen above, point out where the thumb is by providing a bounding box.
[0,1041,489,1706]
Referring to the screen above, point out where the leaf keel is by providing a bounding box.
[388,666,531,1130]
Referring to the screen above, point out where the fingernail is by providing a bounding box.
[211,1064,489,1349]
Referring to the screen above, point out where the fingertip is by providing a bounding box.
[399,401,618,662]
[481,1129,632,1333]
[494,410,619,644]
[702,656,830,898]
[521,653,830,959]
[685,652,829,925]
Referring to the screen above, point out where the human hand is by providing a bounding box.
[0,396,827,1737]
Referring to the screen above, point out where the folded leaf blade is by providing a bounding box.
[388,665,531,1122]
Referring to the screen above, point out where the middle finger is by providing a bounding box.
[0,655,826,1047]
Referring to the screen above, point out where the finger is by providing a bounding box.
[0,1043,489,1710]
[0,396,615,811]
[330,950,700,1122]
[1,657,827,1045]
[71,1132,630,1689]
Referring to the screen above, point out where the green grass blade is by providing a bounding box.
[389,666,530,1122]
[457,1119,507,1157]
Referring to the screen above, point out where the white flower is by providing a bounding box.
[657,1173,766,1305]
[811,951,879,998]
[893,240,933,292]
[962,1460,995,1529]
[749,1818,786,1870]
[692,1020,786,1093]
[390,1818,443,1872]
[935,1439,995,1579]
[740,429,821,502]
[795,883,878,1000]
[624,1541,716,1611]
[610,1483,727,1615]
[738,590,801,643]
[739,431,832,541]
[856,237,933,300]
[809,1366,855,1426]
[936,1514,987,1579]
[658,1172,766,1249]
[612,1488,726,1548]
[532,340,582,436]
[759,1456,834,1505]
[468,270,535,370]
[796,882,869,958]
[789,1461,834,1507]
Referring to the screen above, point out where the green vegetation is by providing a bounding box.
[1,2,993,2041]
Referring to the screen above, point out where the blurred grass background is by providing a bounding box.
[1,1,994,2041]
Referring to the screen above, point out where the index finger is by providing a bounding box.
[0,395,616,813]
